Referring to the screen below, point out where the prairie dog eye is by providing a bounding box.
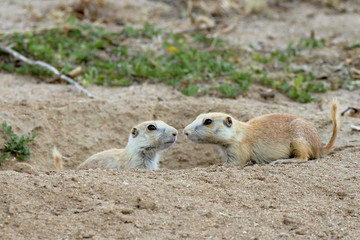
[147,125,157,131]
[204,119,212,125]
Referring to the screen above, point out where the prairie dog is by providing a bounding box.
[183,100,339,166]
[53,120,178,170]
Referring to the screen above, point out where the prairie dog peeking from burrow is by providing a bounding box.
[53,120,178,170]
[183,99,339,167]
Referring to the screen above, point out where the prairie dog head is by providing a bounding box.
[183,112,236,145]
[127,120,178,151]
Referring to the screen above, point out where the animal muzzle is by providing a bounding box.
[183,127,190,138]
[164,135,177,146]
[183,130,200,142]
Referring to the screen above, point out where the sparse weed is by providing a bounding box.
[181,82,199,96]
[259,73,326,103]
[346,42,360,49]
[191,33,228,47]
[229,71,254,91]
[123,26,138,38]
[0,122,38,165]
[142,22,162,37]
[249,36,329,102]
[219,83,238,98]
[297,37,325,49]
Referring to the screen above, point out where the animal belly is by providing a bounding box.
[251,142,290,164]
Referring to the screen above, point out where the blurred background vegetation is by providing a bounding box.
[0,0,359,102]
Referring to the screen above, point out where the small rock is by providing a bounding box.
[259,90,275,100]
[121,208,134,215]
[20,99,28,106]
[279,232,288,237]
[202,211,213,218]
[295,229,306,235]
[13,162,39,175]
[336,191,347,199]
[135,197,156,210]
[283,215,298,226]
[70,177,78,182]
[101,205,115,215]
[256,176,265,181]
[8,205,16,215]
[119,215,133,223]
[80,230,96,239]
[82,235,94,239]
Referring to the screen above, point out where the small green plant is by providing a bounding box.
[191,33,228,47]
[83,67,98,86]
[346,42,360,49]
[181,82,199,96]
[297,37,325,49]
[219,83,238,98]
[142,22,162,37]
[0,122,38,165]
[229,71,254,91]
[123,26,138,38]
[259,73,325,103]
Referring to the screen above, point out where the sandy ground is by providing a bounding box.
[1,0,360,239]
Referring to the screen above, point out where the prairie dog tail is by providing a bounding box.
[53,147,64,171]
[322,99,340,155]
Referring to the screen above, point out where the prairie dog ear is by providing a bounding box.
[131,128,139,138]
[223,116,232,127]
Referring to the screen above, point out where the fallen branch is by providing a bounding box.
[0,44,94,98]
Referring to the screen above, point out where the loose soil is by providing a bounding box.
[0,1,359,239]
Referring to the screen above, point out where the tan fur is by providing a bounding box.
[54,120,178,171]
[52,147,63,171]
[322,98,339,154]
[184,99,339,166]
[77,148,128,170]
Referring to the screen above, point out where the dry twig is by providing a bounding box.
[0,44,94,98]
[341,107,359,117]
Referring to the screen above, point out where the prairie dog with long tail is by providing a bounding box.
[183,99,339,166]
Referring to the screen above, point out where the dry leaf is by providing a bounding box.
[68,66,82,78]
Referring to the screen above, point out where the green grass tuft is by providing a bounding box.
[0,122,38,165]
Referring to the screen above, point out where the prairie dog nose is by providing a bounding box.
[171,129,178,137]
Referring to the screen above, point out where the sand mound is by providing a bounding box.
[0,73,359,239]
